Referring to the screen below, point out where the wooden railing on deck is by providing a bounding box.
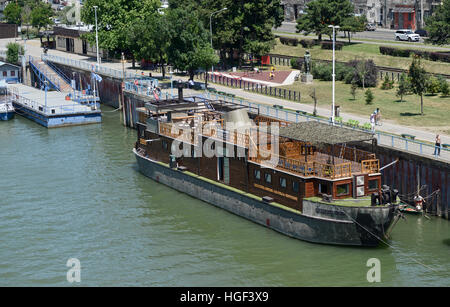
[251,153,352,180]
[361,159,380,174]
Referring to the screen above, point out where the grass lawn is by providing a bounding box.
[271,38,450,75]
[279,79,450,129]
[304,196,376,207]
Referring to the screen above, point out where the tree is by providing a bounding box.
[296,0,354,41]
[6,42,24,64]
[365,88,374,105]
[166,7,217,80]
[30,2,53,31]
[340,15,366,43]
[350,81,357,100]
[21,3,33,39]
[128,13,171,76]
[396,73,411,102]
[408,56,428,115]
[193,45,219,88]
[3,2,22,25]
[348,59,378,89]
[171,0,284,68]
[425,0,450,45]
[81,0,161,63]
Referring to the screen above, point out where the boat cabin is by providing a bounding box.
[135,95,381,212]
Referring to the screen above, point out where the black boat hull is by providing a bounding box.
[134,149,398,247]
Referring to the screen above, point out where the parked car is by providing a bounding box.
[415,29,428,37]
[366,23,376,31]
[395,30,420,42]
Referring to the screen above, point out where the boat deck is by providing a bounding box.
[8,84,101,128]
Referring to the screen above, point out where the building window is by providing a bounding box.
[57,37,66,48]
[336,183,350,196]
[2,71,6,77]
[264,173,272,185]
[408,13,412,21]
[10,71,15,77]
[254,169,261,181]
[280,177,287,189]
[368,179,379,191]
[293,181,299,193]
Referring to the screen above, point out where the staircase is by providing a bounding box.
[29,56,72,93]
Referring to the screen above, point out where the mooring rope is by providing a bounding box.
[336,206,437,273]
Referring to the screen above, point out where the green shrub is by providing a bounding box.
[380,74,394,90]
[6,42,23,64]
[365,89,374,105]
[439,77,450,96]
[396,73,411,102]
[425,76,441,95]
[290,58,303,69]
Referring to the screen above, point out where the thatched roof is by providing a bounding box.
[278,121,374,145]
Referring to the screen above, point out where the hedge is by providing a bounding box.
[379,46,450,63]
[320,41,344,50]
[279,36,299,46]
[299,39,318,48]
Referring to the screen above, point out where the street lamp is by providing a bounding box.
[93,6,100,67]
[328,25,340,125]
[209,7,227,74]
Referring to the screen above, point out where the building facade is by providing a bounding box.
[53,26,107,59]
[280,0,443,30]
[0,61,20,83]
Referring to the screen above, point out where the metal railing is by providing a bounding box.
[42,54,152,81]
[29,57,61,91]
[8,87,100,115]
[203,91,450,162]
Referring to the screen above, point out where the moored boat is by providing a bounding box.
[133,90,401,247]
[0,81,14,121]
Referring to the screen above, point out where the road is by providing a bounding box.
[275,22,450,51]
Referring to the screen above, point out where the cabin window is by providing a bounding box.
[368,179,379,191]
[254,170,261,181]
[264,173,272,184]
[292,181,299,193]
[2,71,6,77]
[10,71,15,77]
[319,183,328,195]
[336,183,350,196]
[280,177,287,189]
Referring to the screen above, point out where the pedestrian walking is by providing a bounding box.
[375,108,382,125]
[370,113,375,133]
[434,134,441,156]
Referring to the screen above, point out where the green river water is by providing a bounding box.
[1,106,449,286]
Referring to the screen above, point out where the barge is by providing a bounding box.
[134,92,400,247]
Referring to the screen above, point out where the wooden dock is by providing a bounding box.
[8,84,101,128]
